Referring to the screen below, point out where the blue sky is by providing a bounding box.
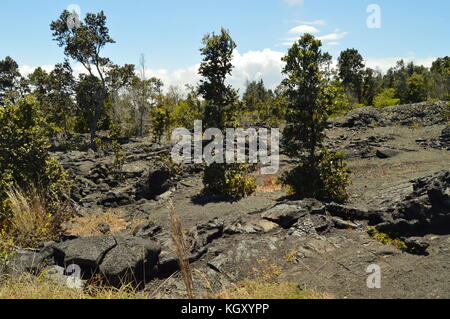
[0,0,449,91]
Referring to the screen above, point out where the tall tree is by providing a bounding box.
[361,68,382,106]
[128,75,163,137]
[281,34,350,201]
[51,10,121,148]
[0,56,27,105]
[198,28,238,130]
[405,73,428,103]
[338,49,365,103]
[198,28,255,197]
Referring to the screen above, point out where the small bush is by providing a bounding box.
[368,227,407,251]
[110,141,126,173]
[281,150,350,202]
[442,102,450,123]
[0,96,70,224]
[3,186,72,248]
[203,163,257,198]
[157,152,184,177]
[373,88,401,108]
[150,106,170,143]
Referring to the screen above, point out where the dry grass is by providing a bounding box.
[284,249,298,263]
[256,175,282,193]
[168,201,194,299]
[4,186,71,248]
[212,281,333,299]
[64,210,127,237]
[64,209,145,237]
[0,273,147,299]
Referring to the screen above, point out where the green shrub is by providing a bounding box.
[373,88,401,108]
[0,96,70,234]
[442,102,450,123]
[150,106,170,143]
[326,85,352,117]
[157,152,184,177]
[203,163,257,198]
[4,186,72,249]
[110,141,126,174]
[281,150,350,202]
[368,227,407,251]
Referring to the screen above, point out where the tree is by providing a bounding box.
[169,85,204,130]
[338,49,365,103]
[281,34,350,201]
[198,28,256,197]
[405,73,428,103]
[373,88,400,108]
[382,60,410,103]
[431,57,450,74]
[361,68,382,106]
[29,60,76,133]
[198,28,238,130]
[129,75,163,137]
[0,96,69,223]
[105,63,135,136]
[74,74,105,142]
[51,10,129,148]
[429,57,450,100]
[0,56,27,105]
[243,79,277,122]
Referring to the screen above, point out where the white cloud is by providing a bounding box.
[144,64,202,91]
[284,0,304,6]
[297,20,326,26]
[19,65,54,76]
[144,49,286,93]
[365,56,436,73]
[317,32,348,42]
[288,25,319,34]
[327,42,340,47]
[20,54,437,96]
[18,51,285,94]
[19,63,98,78]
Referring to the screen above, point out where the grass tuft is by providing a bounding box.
[212,281,333,299]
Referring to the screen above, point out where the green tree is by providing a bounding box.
[170,85,204,130]
[105,63,136,137]
[361,68,382,106]
[373,88,400,108]
[29,60,76,133]
[74,74,105,140]
[129,76,163,136]
[0,56,28,105]
[281,34,350,201]
[405,73,428,103]
[242,79,278,123]
[51,10,131,148]
[338,49,365,103]
[198,28,238,130]
[431,57,450,74]
[0,96,70,223]
[429,57,450,100]
[198,28,256,198]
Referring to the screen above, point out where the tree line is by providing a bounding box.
[0,10,448,149]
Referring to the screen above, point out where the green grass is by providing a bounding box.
[368,227,408,251]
